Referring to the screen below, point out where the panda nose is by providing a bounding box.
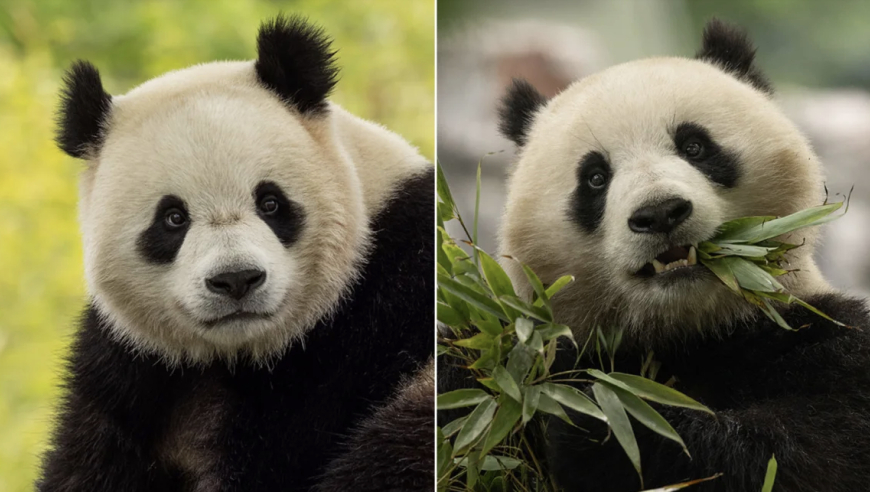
[628,198,693,234]
[206,269,266,300]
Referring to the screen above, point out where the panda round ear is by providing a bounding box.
[255,14,339,116]
[56,60,112,159]
[498,79,548,147]
[695,18,773,95]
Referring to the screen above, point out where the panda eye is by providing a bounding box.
[683,140,705,159]
[164,209,188,228]
[588,172,607,189]
[259,196,279,215]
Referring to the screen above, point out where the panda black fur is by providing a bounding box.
[490,19,870,492]
[40,15,433,492]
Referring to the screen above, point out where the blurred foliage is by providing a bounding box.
[0,1,433,490]
[438,0,870,90]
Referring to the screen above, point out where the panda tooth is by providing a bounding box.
[687,246,697,265]
[652,259,665,273]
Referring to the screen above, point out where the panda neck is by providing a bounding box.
[326,103,429,219]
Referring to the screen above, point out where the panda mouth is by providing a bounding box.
[637,244,698,276]
[204,311,271,326]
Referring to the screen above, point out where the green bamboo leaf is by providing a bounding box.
[711,215,776,242]
[436,428,453,481]
[761,455,778,492]
[454,332,495,349]
[456,454,524,471]
[492,365,522,402]
[472,310,505,337]
[465,448,481,489]
[439,274,508,321]
[536,393,572,424]
[499,295,553,322]
[522,385,541,424]
[442,416,467,437]
[711,244,778,257]
[542,383,606,422]
[596,371,713,414]
[481,395,522,456]
[442,240,471,263]
[592,382,642,481]
[479,455,523,471]
[760,297,795,330]
[521,263,550,308]
[478,249,517,298]
[537,323,577,346]
[437,201,455,224]
[699,257,741,292]
[600,381,690,457]
[436,228,452,273]
[438,389,492,410]
[515,317,534,343]
[639,474,722,491]
[453,398,498,455]
[543,275,574,301]
[477,377,500,392]
[436,161,457,214]
[790,296,846,326]
[729,257,784,292]
[723,202,843,243]
[544,339,558,372]
[437,302,465,326]
[527,330,544,354]
[506,343,535,384]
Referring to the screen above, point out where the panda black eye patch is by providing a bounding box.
[254,181,305,247]
[137,195,190,265]
[674,122,740,188]
[569,151,612,233]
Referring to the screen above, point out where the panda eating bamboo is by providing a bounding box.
[496,19,870,492]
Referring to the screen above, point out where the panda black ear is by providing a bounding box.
[56,61,112,159]
[696,18,772,94]
[255,15,339,116]
[498,79,548,147]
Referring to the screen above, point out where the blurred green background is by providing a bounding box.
[0,1,433,489]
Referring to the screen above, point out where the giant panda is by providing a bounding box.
[39,15,433,492]
[494,19,870,492]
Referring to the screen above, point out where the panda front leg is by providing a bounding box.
[37,394,177,491]
[547,392,869,492]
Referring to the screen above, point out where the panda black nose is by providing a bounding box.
[206,269,266,300]
[628,198,693,234]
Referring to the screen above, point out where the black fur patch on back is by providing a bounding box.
[255,15,339,116]
[569,151,612,233]
[546,294,870,491]
[137,195,190,264]
[315,361,434,491]
[56,61,112,158]
[674,122,740,188]
[695,18,772,94]
[498,78,548,147]
[253,181,305,247]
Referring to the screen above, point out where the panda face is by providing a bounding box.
[75,61,367,365]
[499,25,832,345]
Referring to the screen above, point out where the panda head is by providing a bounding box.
[59,15,369,365]
[498,20,831,345]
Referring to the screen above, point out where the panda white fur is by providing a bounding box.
[39,15,433,491]
[496,20,870,491]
